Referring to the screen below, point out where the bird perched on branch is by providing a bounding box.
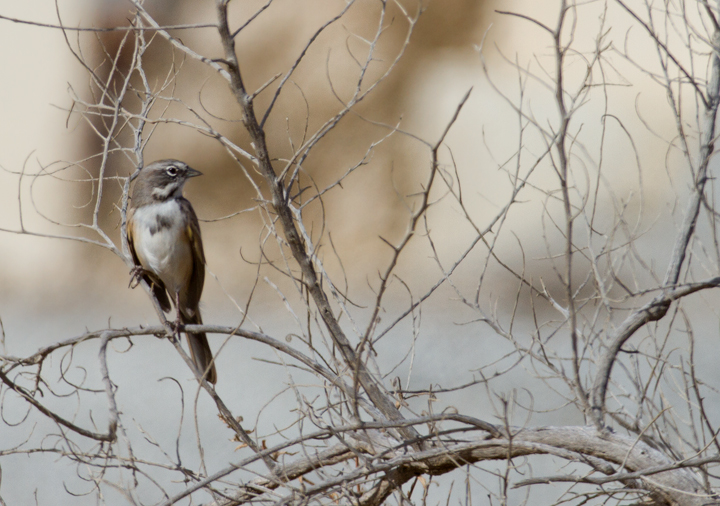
[127,159,217,384]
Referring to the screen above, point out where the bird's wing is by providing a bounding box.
[181,197,205,313]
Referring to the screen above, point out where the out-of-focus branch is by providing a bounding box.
[0,367,115,442]
[551,0,592,422]
[358,88,472,357]
[0,14,215,31]
[209,0,419,441]
[661,34,720,287]
[590,8,720,423]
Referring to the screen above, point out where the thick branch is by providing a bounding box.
[258,426,711,506]
[591,277,720,420]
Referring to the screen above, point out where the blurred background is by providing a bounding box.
[0,0,682,324]
[0,0,714,504]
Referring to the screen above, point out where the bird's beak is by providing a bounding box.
[186,167,203,178]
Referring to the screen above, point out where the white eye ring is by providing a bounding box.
[166,166,178,176]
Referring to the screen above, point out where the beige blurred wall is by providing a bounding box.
[0,1,90,289]
[0,0,687,308]
[0,0,490,298]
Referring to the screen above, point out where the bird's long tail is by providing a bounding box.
[181,311,217,384]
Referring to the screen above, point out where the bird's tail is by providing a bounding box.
[181,311,217,384]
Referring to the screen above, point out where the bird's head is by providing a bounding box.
[132,159,203,205]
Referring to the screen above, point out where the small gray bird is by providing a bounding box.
[127,159,217,384]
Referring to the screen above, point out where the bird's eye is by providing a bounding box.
[166,166,178,177]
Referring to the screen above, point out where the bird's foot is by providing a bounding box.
[160,319,181,339]
[172,311,184,335]
[172,294,184,335]
[128,265,148,289]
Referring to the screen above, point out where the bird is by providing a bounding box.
[127,159,217,384]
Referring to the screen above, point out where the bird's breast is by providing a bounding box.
[131,200,193,294]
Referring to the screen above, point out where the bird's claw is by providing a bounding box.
[128,265,147,289]
[170,319,182,333]
[158,320,181,340]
